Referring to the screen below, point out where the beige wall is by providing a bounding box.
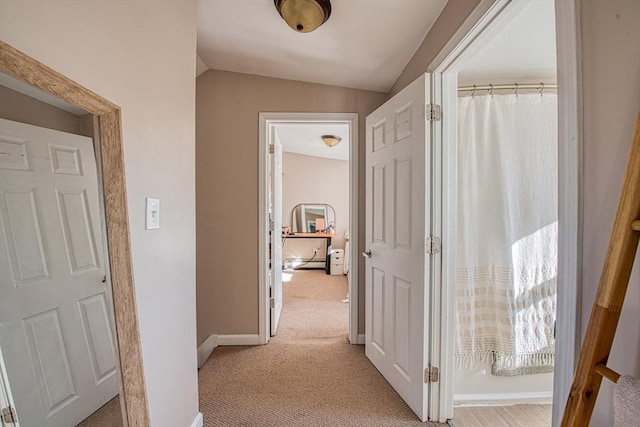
[282,152,349,262]
[389,0,482,96]
[581,0,640,424]
[0,1,199,426]
[0,86,83,134]
[196,70,386,342]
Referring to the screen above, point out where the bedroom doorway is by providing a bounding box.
[258,113,359,345]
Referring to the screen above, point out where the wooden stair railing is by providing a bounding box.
[561,111,640,426]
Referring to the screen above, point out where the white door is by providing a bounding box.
[0,119,118,427]
[269,128,283,336]
[364,74,431,421]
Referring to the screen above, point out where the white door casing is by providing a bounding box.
[0,119,117,427]
[270,127,283,336]
[365,74,431,421]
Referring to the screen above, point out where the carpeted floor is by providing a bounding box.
[79,269,552,426]
[77,395,122,426]
[198,270,440,426]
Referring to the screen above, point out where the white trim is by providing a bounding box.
[259,113,359,346]
[433,71,460,423]
[427,0,582,425]
[428,72,444,423]
[190,412,204,427]
[217,334,261,346]
[552,2,583,425]
[258,115,268,345]
[197,334,219,368]
[357,334,365,345]
[454,391,554,406]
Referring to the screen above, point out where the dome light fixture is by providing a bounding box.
[274,0,332,33]
[321,135,342,147]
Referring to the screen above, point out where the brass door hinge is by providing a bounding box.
[426,236,441,254]
[426,104,442,122]
[424,366,439,383]
[2,406,17,424]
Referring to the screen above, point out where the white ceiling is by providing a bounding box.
[197,0,448,92]
[458,0,556,86]
[276,123,349,160]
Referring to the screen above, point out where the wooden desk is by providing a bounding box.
[284,232,335,274]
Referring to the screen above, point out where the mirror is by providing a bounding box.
[0,72,124,425]
[291,203,336,233]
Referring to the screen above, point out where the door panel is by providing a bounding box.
[365,74,431,421]
[77,292,117,382]
[56,189,100,273]
[0,119,117,427]
[22,308,78,413]
[2,189,51,286]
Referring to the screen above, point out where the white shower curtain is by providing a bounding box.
[455,93,558,375]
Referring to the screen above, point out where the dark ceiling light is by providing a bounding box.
[274,0,332,33]
[321,135,341,147]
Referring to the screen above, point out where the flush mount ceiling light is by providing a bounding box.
[274,0,332,33]
[321,135,342,147]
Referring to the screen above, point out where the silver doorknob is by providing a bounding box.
[361,250,372,258]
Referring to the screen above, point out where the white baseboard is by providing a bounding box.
[217,334,261,346]
[197,335,219,368]
[357,334,365,345]
[190,412,203,427]
[454,391,553,406]
[197,334,261,368]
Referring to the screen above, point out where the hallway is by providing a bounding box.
[197,270,434,426]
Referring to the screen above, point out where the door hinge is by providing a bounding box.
[2,406,17,424]
[269,220,274,232]
[426,104,442,122]
[269,298,275,309]
[424,366,439,383]
[269,144,275,154]
[426,236,441,254]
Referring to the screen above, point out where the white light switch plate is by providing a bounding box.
[145,198,160,230]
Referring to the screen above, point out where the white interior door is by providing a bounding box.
[364,74,432,421]
[269,128,283,336]
[0,119,118,427]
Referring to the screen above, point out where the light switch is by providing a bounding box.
[145,198,160,230]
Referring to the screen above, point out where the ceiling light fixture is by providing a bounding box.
[274,0,332,33]
[321,135,341,147]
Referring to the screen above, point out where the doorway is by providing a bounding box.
[258,113,358,345]
[451,1,557,421]
[0,41,148,425]
[427,0,581,425]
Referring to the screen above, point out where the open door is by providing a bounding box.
[0,120,118,426]
[269,128,283,336]
[364,74,433,421]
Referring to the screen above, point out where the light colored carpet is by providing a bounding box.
[452,404,552,427]
[198,270,441,426]
[76,396,122,426]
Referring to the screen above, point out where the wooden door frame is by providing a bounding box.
[0,41,149,426]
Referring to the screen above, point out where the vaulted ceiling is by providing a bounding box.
[197,0,448,93]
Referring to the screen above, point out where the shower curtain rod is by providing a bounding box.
[458,83,557,92]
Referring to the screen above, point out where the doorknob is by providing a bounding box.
[361,249,372,258]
